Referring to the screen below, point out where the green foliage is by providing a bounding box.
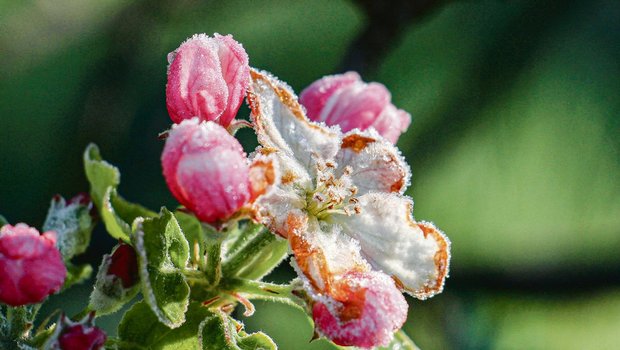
[0,215,8,226]
[199,310,276,350]
[222,223,289,281]
[84,144,156,242]
[83,143,120,209]
[133,208,190,328]
[43,196,94,261]
[117,301,212,350]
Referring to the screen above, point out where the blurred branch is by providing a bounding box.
[340,0,449,75]
[408,0,575,169]
[450,260,620,293]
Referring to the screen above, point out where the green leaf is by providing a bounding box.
[101,187,156,242]
[84,144,156,243]
[0,215,8,226]
[43,195,95,261]
[133,208,190,328]
[83,143,120,210]
[117,301,213,350]
[199,310,276,350]
[174,211,207,263]
[63,262,93,290]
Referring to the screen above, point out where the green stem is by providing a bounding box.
[205,241,222,286]
[222,227,289,280]
[227,278,306,311]
[7,306,35,340]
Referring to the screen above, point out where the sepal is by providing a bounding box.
[43,194,95,261]
[89,243,140,315]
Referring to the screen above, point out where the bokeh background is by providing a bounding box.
[1,0,619,349]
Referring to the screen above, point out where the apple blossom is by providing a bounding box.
[247,69,450,346]
[161,118,276,224]
[166,33,250,127]
[0,224,66,306]
[299,72,411,143]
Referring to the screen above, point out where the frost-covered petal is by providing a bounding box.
[253,186,306,237]
[0,224,66,306]
[299,72,360,122]
[161,119,251,223]
[312,270,407,349]
[321,82,389,131]
[248,69,340,178]
[334,193,450,299]
[248,154,278,202]
[368,104,412,144]
[285,211,368,293]
[335,130,411,195]
[213,34,250,127]
[166,35,229,124]
[299,72,412,143]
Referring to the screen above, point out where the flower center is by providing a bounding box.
[306,159,361,221]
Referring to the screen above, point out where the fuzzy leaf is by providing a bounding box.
[84,144,155,242]
[133,208,190,328]
[102,187,156,242]
[0,215,8,226]
[199,311,276,350]
[43,195,95,261]
[83,143,120,209]
[117,301,213,350]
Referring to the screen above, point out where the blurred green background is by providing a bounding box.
[1,0,619,349]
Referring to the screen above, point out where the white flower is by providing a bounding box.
[248,69,450,300]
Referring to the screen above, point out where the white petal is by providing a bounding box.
[253,184,306,238]
[248,69,340,177]
[285,211,369,293]
[334,193,450,299]
[335,129,411,195]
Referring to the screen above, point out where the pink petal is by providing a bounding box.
[213,34,250,127]
[166,35,229,124]
[299,72,360,122]
[161,119,251,223]
[312,270,408,349]
[0,224,66,306]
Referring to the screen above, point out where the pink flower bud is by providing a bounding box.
[57,314,107,350]
[299,72,411,143]
[312,270,408,349]
[161,118,251,223]
[166,33,250,127]
[107,243,138,288]
[0,224,66,306]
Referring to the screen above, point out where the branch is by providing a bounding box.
[340,0,448,75]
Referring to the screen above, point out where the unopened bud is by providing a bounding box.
[0,224,66,306]
[300,72,411,143]
[166,33,250,127]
